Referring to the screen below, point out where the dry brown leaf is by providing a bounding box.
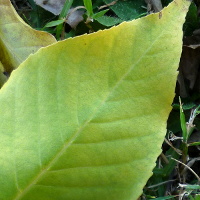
[145,0,163,13]
[34,0,66,15]
[178,36,200,97]
[67,8,84,29]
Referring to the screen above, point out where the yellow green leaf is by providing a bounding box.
[0,0,190,199]
[0,0,56,73]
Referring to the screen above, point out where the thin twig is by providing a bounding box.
[66,6,85,18]
[165,138,182,155]
[147,179,176,189]
[171,158,200,183]
[98,0,118,10]
[160,152,169,164]
[181,157,200,175]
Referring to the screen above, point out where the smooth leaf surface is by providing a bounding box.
[0,0,56,73]
[0,0,190,199]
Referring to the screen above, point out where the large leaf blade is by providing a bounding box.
[0,0,190,199]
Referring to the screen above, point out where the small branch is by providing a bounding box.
[181,157,200,175]
[160,152,169,164]
[147,179,176,189]
[164,138,182,155]
[99,0,118,10]
[171,158,200,183]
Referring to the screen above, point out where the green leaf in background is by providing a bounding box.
[179,97,188,142]
[60,0,74,18]
[0,0,56,73]
[0,0,190,199]
[93,9,109,20]
[172,102,196,110]
[83,0,93,17]
[96,16,123,27]
[188,142,200,146]
[179,184,200,190]
[44,19,66,28]
[103,0,146,21]
[56,0,74,39]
